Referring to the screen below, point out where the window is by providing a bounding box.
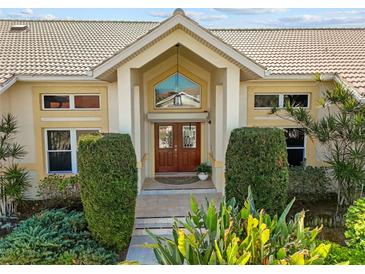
[74,95,100,109]
[284,95,308,107]
[42,94,100,110]
[254,95,279,108]
[46,130,72,172]
[45,129,99,173]
[254,94,309,108]
[154,73,201,109]
[43,95,70,109]
[284,128,305,166]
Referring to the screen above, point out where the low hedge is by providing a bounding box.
[345,197,365,251]
[0,209,117,264]
[38,174,81,209]
[225,127,289,213]
[288,166,332,202]
[78,133,137,252]
[324,243,365,265]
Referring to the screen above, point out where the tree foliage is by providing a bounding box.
[0,114,30,216]
[273,82,365,207]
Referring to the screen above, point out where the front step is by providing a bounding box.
[140,188,216,195]
[133,216,185,236]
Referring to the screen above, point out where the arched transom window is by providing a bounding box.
[154,72,201,109]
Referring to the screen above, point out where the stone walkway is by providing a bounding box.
[126,179,221,264]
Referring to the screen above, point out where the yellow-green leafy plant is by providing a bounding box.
[146,187,330,265]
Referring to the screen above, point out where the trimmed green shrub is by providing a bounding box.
[78,133,137,251]
[288,166,332,202]
[345,197,365,250]
[324,243,365,265]
[225,127,289,213]
[38,174,81,209]
[0,209,117,264]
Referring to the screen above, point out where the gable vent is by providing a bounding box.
[10,24,28,31]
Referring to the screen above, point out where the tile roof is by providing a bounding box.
[211,28,365,96]
[0,20,364,97]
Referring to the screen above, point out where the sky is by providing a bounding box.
[1,8,365,28]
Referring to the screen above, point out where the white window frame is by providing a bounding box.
[254,93,310,109]
[253,94,280,109]
[44,128,100,174]
[283,127,307,166]
[41,94,101,111]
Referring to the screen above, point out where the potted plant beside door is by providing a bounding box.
[196,162,212,181]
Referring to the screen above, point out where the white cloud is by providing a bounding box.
[41,14,57,20]
[148,10,227,22]
[148,11,170,19]
[331,9,365,15]
[2,9,57,20]
[21,8,33,16]
[278,14,365,26]
[215,8,288,15]
[187,11,227,21]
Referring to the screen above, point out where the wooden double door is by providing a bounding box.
[155,122,201,172]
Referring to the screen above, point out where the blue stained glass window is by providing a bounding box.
[154,73,201,108]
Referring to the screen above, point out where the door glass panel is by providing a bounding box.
[182,125,197,148]
[159,126,173,148]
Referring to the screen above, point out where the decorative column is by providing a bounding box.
[133,85,143,192]
[213,84,225,193]
[117,66,132,134]
[225,67,240,135]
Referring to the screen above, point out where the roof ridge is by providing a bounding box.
[210,27,365,31]
[0,19,160,24]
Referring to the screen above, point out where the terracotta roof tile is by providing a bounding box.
[0,20,364,97]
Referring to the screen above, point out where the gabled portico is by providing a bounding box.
[92,9,266,193]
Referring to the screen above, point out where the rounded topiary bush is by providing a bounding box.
[345,196,365,250]
[225,127,289,213]
[78,133,137,251]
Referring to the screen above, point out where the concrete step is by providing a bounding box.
[133,216,185,236]
[134,228,173,236]
[140,188,217,195]
[135,216,185,225]
[135,192,222,219]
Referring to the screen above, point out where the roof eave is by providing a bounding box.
[0,76,16,95]
[0,75,105,94]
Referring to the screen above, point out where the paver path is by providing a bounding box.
[126,190,222,264]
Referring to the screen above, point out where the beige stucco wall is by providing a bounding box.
[243,79,332,167]
[107,82,119,132]
[1,81,109,199]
